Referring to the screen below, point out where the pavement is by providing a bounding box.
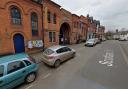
[17,40,128,89]
[119,41,128,58]
[28,43,86,64]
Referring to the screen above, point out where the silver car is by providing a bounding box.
[85,39,97,47]
[42,46,76,67]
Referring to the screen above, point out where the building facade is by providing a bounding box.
[78,15,88,42]
[97,26,105,39]
[42,0,89,46]
[0,0,43,55]
[43,0,61,47]
[87,16,97,39]
[0,0,105,55]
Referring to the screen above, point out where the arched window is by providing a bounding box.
[53,13,56,24]
[31,12,38,36]
[11,7,21,25]
[47,11,51,23]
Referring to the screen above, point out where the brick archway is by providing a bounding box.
[59,22,71,45]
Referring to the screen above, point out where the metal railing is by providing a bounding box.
[11,18,22,25]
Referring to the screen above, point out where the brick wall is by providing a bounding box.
[0,0,42,55]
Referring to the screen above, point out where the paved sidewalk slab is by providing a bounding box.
[28,43,85,64]
[29,52,44,64]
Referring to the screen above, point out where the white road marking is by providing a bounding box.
[42,73,51,80]
[25,73,51,88]
[56,66,63,71]
[99,50,114,67]
[25,84,34,89]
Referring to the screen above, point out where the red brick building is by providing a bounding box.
[0,0,105,55]
[97,26,105,39]
[0,0,43,55]
[72,15,88,43]
[42,0,89,46]
[43,0,61,47]
[79,15,88,42]
[59,8,73,45]
[72,14,81,43]
[87,15,99,39]
[87,16,96,39]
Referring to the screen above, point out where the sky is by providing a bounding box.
[52,0,128,31]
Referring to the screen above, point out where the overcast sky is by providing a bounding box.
[53,0,128,31]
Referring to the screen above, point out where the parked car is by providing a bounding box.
[95,38,101,44]
[0,53,38,89]
[42,46,76,67]
[102,38,106,41]
[85,39,97,47]
[119,37,128,41]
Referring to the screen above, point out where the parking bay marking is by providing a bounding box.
[25,73,51,89]
[99,50,114,67]
[42,73,51,80]
[25,84,34,89]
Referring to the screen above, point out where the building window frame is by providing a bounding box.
[74,22,75,28]
[31,12,38,36]
[10,6,22,25]
[32,0,42,4]
[77,22,79,29]
[49,32,56,42]
[53,13,56,24]
[74,22,76,28]
[48,11,51,23]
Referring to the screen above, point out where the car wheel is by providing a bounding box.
[54,60,61,68]
[72,52,76,58]
[25,73,36,83]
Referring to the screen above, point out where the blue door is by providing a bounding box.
[13,34,25,53]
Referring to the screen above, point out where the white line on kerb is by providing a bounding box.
[56,66,63,71]
[42,73,51,80]
[26,84,34,89]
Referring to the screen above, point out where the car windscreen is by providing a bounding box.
[88,39,94,42]
[44,49,54,55]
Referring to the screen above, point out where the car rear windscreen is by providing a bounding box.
[44,49,54,55]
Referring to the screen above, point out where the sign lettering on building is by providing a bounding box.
[28,40,43,49]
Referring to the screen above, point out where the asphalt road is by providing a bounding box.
[18,40,128,89]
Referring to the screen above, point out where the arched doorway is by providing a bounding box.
[59,22,71,45]
[13,34,25,53]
